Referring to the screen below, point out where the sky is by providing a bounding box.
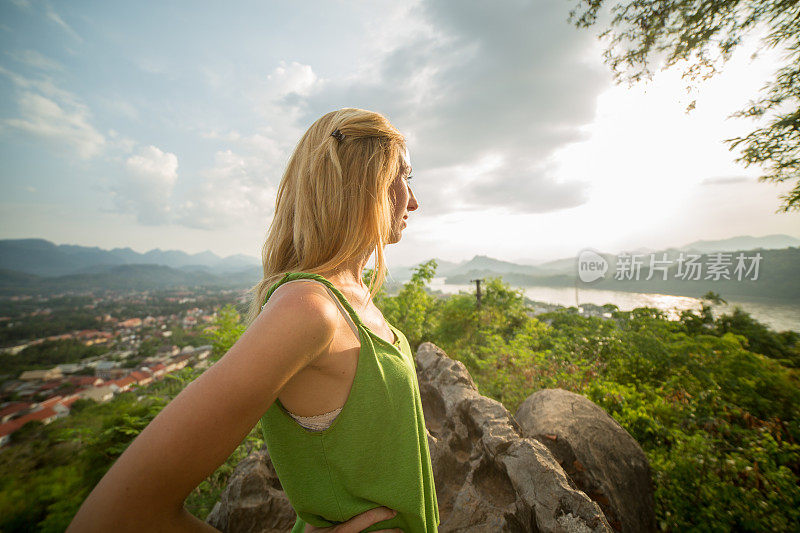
[1,0,798,268]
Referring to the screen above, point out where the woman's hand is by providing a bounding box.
[304,506,401,533]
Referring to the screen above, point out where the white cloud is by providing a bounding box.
[44,3,82,42]
[110,145,179,225]
[201,130,283,160]
[250,61,325,142]
[176,149,277,230]
[180,62,324,231]
[106,129,137,153]
[6,49,64,71]
[2,91,105,159]
[267,61,318,97]
[0,65,81,106]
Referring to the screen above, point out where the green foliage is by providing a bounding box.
[373,259,439,350]
[136,336,161,359]
[453,280,800,531]
[0,339,107,375]
[205,304,247,359]
[168,325,201,348]
[678,295,800,368]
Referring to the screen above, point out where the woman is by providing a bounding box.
[67,108,439,532]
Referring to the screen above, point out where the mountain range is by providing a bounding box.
[0,235,797,301]
[0,238,259,278]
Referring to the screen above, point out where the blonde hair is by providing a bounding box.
[243,108,409,327]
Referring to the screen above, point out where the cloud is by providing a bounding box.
[8,0,32,10]
[44,3,82,42]
[250,61,325,142]
[0,66,108,159]
[176,149,277,230]
[6,49,64,71]
[0,65,81,106]
[465,157,591,213]
[110,146,179,225]
[287,0,606,215]
[2,90,105,159]
[106,129,137,153]
[268,61,319,97]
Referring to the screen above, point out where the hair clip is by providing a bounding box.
[331,129,345,141]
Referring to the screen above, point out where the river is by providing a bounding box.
[427,277,800,333]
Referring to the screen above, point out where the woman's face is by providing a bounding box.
[388,147,419,244]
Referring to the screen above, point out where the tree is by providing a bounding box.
[372,259,439,350]
[203,304,246,360]
[569,0,800,212]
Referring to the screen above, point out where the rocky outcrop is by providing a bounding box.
[208,342,652,532]
[206,448,295,532]
[514,389,656,532]
[416,342,611,532]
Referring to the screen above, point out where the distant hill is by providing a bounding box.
[678,234,800,254]
[0,238,260,277]
[0,263,262,294]
[511,234,800,267]
[444,247,800,304]
[400,254,565,282]
[404,234,799,282]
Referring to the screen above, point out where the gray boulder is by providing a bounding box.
[514,388,656,532]
[417,342,612,532]
[206,447,296,532]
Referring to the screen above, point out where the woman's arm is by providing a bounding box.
[67,284,341,532]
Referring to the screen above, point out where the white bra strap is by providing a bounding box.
[276,279,360,338]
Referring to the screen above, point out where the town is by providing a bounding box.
[0,287,248,447]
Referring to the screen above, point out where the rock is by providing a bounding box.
[514,388,657,533]
[416,342,612,532]
[208,342,615,532]
[205,447,296,533]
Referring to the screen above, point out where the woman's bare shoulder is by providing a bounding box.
[259,278,341,327]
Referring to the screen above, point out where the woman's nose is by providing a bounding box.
[408,186,419,212]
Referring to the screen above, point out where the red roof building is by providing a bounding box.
[39,381,62,392]
[0,402,32,423]
[67,376,104,387]
[37,396,63,409]
[108,376,137,392]
[129,370,153,386]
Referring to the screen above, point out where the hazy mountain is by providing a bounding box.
[0,263,261,294]
[399,255,561,281]
[0,239,260,277]
[513,234,799,269]
[453,255,538,275]
[443,247,799,304]
[679,234,800,254]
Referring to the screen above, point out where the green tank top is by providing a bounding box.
[258,272,440,533]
